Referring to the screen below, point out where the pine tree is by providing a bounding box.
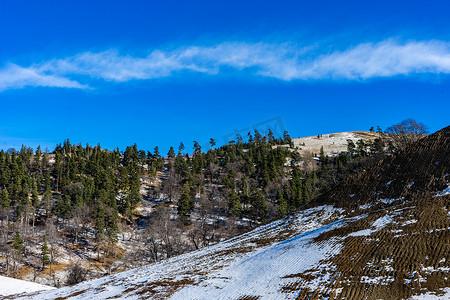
[303,174,312,203]
[228,190,242,216]
[178,142,185,155]
[283,130,292,145]
[12,230,24,263]
[54,194,72,216]
[31,185,40,208]
[0,188,10,207]
[252,190,268,221]
[167,147,175,158]
[319,146,329,175]
[41,236,50,268]
[154,146,161,158]
[12,231,24,252]
[178,183,192,223]
[277,190,287,217]
[106,207,119,243]
[209,138,216,149]
[95,203,106,239]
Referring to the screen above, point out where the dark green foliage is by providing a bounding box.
[167,146,176,158]
[41,236,50,268]
[12,231,23,252]
[0,129,388,248]
[228,190,242,216]
[251,190,268,221]
[54,194,72,217]
[0,188,10,207]
[277,190,287,217]
[178,183,193,223]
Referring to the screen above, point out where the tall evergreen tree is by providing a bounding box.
[228,190,242,216]
[277,190,287,217]
[167,146,176,158]
[178,183,192,223]
[0,188,10,208]
[178,142,185,155]
[41,236,50,269]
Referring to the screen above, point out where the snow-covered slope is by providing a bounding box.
[5,126,448,300]
[10,205,346,299]
[292,131,379,157]
[7,197,450,300]
[0,275,54,297]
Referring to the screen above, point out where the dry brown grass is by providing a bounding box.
[53,289,89,300]
[280,195,450,300]
[127,277,195,299]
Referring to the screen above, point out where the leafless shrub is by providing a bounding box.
[65,262,88,286]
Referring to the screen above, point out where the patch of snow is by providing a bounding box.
[379,197,404,205]
[407,182,415,188]
[422,265,450,273]
[346,213,397,238]
[394,233,407,238]
[359,203,371,210]
[402,219,418,226]
[348,229,374,237]
[386,180,393,186]
[0,275,55,296]
[360,275,394,285]
[434,185,450,198]
[408,288,450,299]
[372,215,393,229]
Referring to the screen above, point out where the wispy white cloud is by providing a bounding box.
[0,63,87,91]
[298,40,450,79]
[1,39,450,91]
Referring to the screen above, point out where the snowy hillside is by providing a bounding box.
[291,131,379,156]
[8,196,450,299]
[0,275,54,297]
[8,205,345,299]
[4,127,449,300]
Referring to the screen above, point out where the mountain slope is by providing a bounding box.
[6,126,450,300]
[318,125,450,209]
[10,205,346,299]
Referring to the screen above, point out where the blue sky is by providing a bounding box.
[1,0,449,153]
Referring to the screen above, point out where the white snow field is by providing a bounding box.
[11,205,347,300]
[5,203,448,300]
[0,275,55,296]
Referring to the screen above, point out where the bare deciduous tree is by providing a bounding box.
[385,119,429,149]
[65,262,87,285]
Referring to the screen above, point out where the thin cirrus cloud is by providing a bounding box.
[0,63,87,91]
[1,39,450,91]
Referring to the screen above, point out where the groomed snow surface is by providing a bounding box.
[5,203,449,299]
[11,205,346,300]
[0,275,55,296]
